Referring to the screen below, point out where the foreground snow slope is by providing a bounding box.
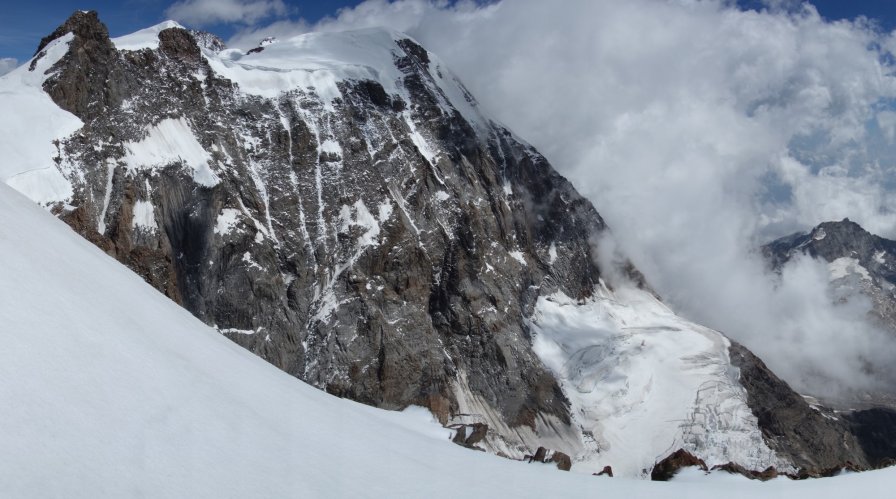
[0,182,893,498]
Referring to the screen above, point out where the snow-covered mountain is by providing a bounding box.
[2,10,894,478]
[763,219,896,418]
[3,178,894,499]
[764,219,896,336]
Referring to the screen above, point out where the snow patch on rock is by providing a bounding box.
[509,250,527,266]
[214,208,242,236]
[121,117,219,186]
[131,200,156,231]
[828,257,872,282]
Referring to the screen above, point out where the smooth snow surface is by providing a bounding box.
[111,20,184,51]
[0,33,83,204]
[530,283,786,478]
[0,181,893,497]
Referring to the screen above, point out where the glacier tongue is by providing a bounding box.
[530,282,788,477]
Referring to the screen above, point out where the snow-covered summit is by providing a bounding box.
[111,20,184,51]
[208,26,488,128]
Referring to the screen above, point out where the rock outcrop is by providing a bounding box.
[650,449,708,481]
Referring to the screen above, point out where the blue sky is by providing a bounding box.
[0,0,364,63]
[1,1,896,66]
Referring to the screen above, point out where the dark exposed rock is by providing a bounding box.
[35,10,108,56]
[158,28,202,63]
[450,423,488,449]
[526,447,548,463]
[247,47,264,55]
[39,11,123,121]
[877,458,896,469]
[844,407,896,468]
[549,451,572,471]
[593,465,613,477]
[711,462,778,481]
[785,461,864,480]
[729,341,873,472]
[650,449,708,481]
[524,447,571,471]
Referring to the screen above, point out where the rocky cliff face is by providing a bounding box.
[7,10,896,475]
[30,11,603,453]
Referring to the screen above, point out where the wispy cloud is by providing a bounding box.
[165,0,290,26]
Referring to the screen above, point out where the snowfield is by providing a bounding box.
[1,175,893,498]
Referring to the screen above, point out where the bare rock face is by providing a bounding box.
[729,341,873,471]
[843,408,896,469]
[711,462,779,481]
[36,11,603,453]
[650,449,708,481]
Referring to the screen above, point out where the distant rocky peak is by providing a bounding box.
[764,218,885,268]
[763,219,896,342]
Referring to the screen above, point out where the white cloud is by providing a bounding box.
[878,110,896,143]
[166,0,289,26]
[228,19,310,49]
[236,1,896,400]
[0,58,17,76]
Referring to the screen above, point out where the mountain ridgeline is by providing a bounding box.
[10,10,896,475]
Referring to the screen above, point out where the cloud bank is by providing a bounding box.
[0,58,17,76]
[166,0,289,26]
[233,0,896,401]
